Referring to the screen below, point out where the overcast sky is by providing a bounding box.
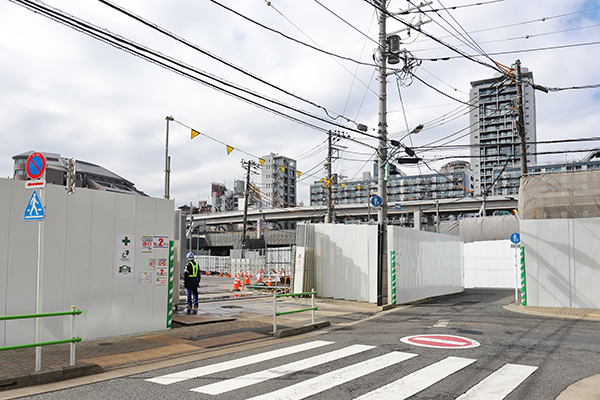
[1,0,599,207]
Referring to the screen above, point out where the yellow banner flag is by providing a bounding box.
[357,185,361,190]
[296,171,301,178]
[226,145,234,155]
[279,166,285,174]
[341,183,345,188]
[191,129,200,139]
[259,158,265,166]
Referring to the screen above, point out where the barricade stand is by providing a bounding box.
[273,289,317,333]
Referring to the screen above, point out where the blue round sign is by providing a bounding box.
[371,196,382,207]
[510,233,520,244]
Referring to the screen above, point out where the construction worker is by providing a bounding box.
[183,252,200,309]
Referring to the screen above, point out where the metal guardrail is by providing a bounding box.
[273,290,317,332]
[0,307,82,369]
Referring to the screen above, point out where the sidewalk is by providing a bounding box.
[0,276,382,393]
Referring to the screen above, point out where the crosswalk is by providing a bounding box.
[146,340,537,399]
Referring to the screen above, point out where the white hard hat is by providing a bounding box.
[187,252,194,260]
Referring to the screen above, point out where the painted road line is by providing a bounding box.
[355,356,476,400]
[246,351,417,400]
[433,319,450,328]
[146,340,333,385]
[455,363,538,400]
[401,334,480,349]
[191,344,375,395]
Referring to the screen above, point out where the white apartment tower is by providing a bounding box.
[260,153,297,208]
[469,68,537,196]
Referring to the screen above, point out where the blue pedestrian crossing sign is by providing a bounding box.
[24,190,45,221]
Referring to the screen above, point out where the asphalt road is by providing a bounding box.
[14,289,600,399]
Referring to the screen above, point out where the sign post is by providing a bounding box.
[25,152,47,371]
[510,233,521,304]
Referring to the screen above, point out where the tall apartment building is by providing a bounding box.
[310,161,473,206]
[469,68,537,196]
[260,153,297,208]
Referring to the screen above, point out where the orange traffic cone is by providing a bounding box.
[233,275,240,291]
[256,272,262,283]
[219,269,223,277]
[244,274,251,285]
[267,276,273,287]
[206,269,209,276]
[227,270,231,278]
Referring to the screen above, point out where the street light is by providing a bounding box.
[388,123,423,165]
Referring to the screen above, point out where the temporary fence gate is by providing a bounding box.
[229,247,295,279]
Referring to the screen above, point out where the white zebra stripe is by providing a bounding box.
[355,356,476,399]
[146,340,333,385]
[455,363,538,399]
[191,344,375,395]
[245,351,417,400]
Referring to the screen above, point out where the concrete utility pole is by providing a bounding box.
[376,0,389,307]
[241,159,258,255]
[164,116,174,199]
[325,131,333,223]
[515,60,528,176]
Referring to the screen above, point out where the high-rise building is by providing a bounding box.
[260,153,297,208]
[469,68,537,196]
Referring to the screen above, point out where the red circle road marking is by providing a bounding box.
[400,334,480,349]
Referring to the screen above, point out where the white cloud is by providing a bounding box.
[1,0,599,205]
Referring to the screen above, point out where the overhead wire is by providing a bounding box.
[411,4,600,44]
[207,0,376,67]
[264,0,378,99]
[10,0,389,144]
[96,0,360,126]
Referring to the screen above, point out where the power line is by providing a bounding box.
[421,40,600,61]
[10,0,386,143]
[411,5,600,44]
[96,0,359,126]
[313,0,378,45]
[208,0,376,67]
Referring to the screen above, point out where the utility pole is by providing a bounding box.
[515,60,527,176]
[376,0,389,307]
[164,116,174,199]
[241,159,258,256]
[325,131,333,223]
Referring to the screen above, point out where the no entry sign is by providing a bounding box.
[400,334,480,349]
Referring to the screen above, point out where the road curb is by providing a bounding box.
[0,364,103,392]
[274,321,331,338]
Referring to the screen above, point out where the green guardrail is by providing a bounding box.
[0,307,82,370]
[273,290,317,332]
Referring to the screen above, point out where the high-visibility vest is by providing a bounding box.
[188,261,198,277]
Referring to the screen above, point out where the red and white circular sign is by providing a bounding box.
[401,334,480,349]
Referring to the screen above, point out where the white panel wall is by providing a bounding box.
[463,240,516,289]
[522,218,600,308]
[0,178,174,346]
[389,227,462,304]
[310,224,462,304]
[313,225,376,302]
[522,219,571,307]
